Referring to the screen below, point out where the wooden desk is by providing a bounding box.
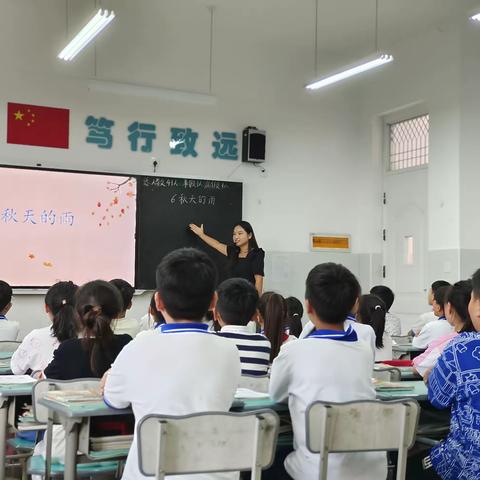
[38,398,131,480]
[0,382,35,480]
[375,381,428,402]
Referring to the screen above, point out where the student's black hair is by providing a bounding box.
[305,263,361,325]
[0,281,12,313]
[369,285,394,312]
[431,280,451,292]
[472,269,480,298]
[149,294,165,326]
[216,278,259,326]
[155,248,217,320]
[75,280,123,376]
[433,286,450,313]
[45,281,78,342]
[444,283,474,333]
[109,279,135,312]
[358,294,386,349]
[285,296,303,338]
[258,291,287,362]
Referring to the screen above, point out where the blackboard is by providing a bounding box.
[136,176,243,289]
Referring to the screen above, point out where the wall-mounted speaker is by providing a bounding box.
[242,126,266,163]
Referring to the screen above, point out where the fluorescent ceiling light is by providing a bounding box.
[470,12,480,21]
[305,53,394,90]
[58,9,115,61]
[88,79,217,105]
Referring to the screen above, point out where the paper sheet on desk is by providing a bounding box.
[235,388,270,399]
[0,375,36,384]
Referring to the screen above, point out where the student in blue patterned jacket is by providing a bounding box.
[421,267,480,479]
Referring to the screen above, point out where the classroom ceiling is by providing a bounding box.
[2,0,480,94]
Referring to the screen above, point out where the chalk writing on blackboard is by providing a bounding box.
[170,194,216,206]
[143,177,229,191]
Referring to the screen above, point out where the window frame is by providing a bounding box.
[383,105,429,175]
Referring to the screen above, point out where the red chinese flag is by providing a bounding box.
[7,102,69,149]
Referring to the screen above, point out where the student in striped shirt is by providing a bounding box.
[215,278,271,376]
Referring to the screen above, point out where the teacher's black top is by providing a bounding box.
[226,246,265,285]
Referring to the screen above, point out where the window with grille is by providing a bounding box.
[388,114,429,171]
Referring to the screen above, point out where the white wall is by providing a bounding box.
[1,1,378,337]
[357,20,463,287]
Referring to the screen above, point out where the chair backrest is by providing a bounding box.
[32,378,100,423]
[238,374,270,393]
[373,366,401,382]
[306,399,420,480]
[137,410,279,480]
[0,340,21,352]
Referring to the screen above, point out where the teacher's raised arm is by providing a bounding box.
[189,221,265,295]
[189,223,228,256]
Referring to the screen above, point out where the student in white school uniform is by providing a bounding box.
[357,294,393,362]
[109,279,141,338]
[412,285,454,349]
[103,248,241,480]
[269,263,387,480]
[410,280,451,335]
[11,281,78,375]
[0,280,19,341]
[215,278,271,377]
[299,302,376,356]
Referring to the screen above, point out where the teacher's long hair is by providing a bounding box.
[228,221,259,267]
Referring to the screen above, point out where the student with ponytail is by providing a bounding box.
[258,291,294,362]
[413,281,474,378]
[357,294,393,361]
[11,281,78,375]
[44,280,132,379]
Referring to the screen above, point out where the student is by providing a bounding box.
[11,281,78,375]
[215,277,270,376]
[369,285,401,336]
[411,280,451,335]
[269,263,386,480]
[258,292,294,361]
[412,286,454,349]
[285,296,303,338]
[44,280,132,379]
[413,281,473,378]
[109,279,141,338]
[357,294,393,362]
[103,248,241,480]
[299,302,377,357]
[189,221,265,295]
[138,294,165,331]
[420,269,480,479]
[0,280,19,341]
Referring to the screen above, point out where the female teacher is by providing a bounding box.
[189,221,265,295]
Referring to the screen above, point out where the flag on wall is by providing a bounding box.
[7,102,70,149]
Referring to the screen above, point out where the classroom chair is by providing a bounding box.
[306,399,420,480]
[373,366,401,382]
[0,340,21,353]
[238,374,270,393]
[137,410,280,480]
[29,378,125,480]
